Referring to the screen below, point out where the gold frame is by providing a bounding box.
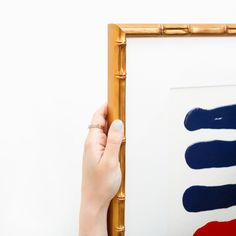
[107,23,236,236]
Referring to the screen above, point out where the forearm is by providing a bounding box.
[79,201,109,236]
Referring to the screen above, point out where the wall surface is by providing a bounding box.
[0,0,236,235]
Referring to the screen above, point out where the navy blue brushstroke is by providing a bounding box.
[185,140,236,169]
[184,104,236,131]
[183,184,236,212]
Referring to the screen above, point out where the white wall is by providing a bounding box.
[0,0,236,235]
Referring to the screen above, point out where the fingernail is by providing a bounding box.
[111,119,123,131]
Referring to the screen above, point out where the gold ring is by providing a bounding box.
[88,124,104,130]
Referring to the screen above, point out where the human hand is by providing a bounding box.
[79,104,124,236]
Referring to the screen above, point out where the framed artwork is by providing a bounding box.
[107,24,236,236]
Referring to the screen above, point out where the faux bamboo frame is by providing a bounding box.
[107,23,236,236]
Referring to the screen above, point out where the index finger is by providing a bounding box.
[88,103,108,136]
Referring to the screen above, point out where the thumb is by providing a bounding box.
[103,119,124,164]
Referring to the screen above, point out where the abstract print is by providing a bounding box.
[184,104,236,235]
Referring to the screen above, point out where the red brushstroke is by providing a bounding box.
[194,219,236,236]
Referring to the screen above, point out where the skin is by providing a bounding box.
[79,104,124,236]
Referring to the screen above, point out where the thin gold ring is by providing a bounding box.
[88,124,104,130]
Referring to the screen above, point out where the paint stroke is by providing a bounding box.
[183,184,236,212]
[184,104,236,131]
[185,140,236,169]
[193,219,236,236]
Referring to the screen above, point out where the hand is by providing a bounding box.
[79,104,124,236]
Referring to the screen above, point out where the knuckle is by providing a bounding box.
[98,132,107,140]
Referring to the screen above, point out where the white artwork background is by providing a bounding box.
[126,37,236,236]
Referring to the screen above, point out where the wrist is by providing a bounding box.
[79,200,109,236]
[81,190,111,212]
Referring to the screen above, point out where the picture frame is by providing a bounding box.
[107,23,236,236]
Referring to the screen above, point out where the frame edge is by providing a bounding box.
[107,24,126,236]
